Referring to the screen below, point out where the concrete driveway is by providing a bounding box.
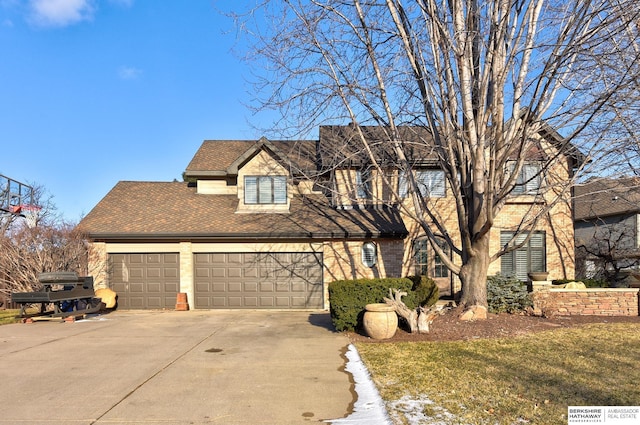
[0,310,354,425]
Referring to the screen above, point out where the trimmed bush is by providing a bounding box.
[487,274,532,314]
[403,275,439,309]
[328,276,440,331]
[328,277,413,331]
[552,278,609,288]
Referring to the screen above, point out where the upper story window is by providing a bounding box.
[399,169,446,199]
[356,169,372,199]
[244,176,287,205]
[512,163,541,195]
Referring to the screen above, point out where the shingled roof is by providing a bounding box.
[574,177,640,221]
[78,181,407,240]
[184,139,318,178]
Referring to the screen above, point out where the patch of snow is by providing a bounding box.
[326,344,392,424]
[387,395,462,425]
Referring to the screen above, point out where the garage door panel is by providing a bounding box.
[211,268,226,278]
[195,268,210,278]
[259,297,273,307]
[108,253,180,310]
[194,252,323,309]
[147,267,161,278]
[228,267,242,278]
[147,282,161,293]
[164,269,178,278]
[164,282,179,292]
[129,268,145,279]
[129,254,144,263]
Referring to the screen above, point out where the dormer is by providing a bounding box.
[235,140,291,213]
[184,137,300,213]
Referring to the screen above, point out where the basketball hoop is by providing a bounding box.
[14,204,41,228]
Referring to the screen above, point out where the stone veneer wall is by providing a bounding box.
[532,288,640,317]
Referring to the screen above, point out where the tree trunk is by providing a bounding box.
[384,289,440,333]
[458,232,490,320]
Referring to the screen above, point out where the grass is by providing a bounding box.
[356,323,640,424]
[0,309,21,325]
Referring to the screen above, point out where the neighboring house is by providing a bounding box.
[574,177,640,280]
[79,126,578,310]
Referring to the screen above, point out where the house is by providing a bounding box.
[79,125,578,310]
[574,177,640,280]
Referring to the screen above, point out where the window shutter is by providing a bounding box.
[245,177,257,204]
[416,170,445,197]
[515,250,529,280]
[273,176,287,204]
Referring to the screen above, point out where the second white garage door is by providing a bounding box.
[194,252,323,309]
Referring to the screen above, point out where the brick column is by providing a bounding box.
[179,242,194,309]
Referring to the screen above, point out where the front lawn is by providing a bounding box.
[0,309,20,325]
[356,323,640,424]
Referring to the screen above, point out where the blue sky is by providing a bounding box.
[0,1,272,222]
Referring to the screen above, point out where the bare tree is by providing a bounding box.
[0,184,88,301]
[232,0,640,316]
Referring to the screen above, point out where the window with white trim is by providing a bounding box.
[244,176,287,205]
[500,231,546,280]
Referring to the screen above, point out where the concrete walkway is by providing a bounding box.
[0,310,354,425]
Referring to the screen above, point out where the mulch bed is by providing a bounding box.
[347,306,640,343]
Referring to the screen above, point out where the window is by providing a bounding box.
[416,170,445,197]
[398,171,408,199]
[433,238,449,278]
[362,242,377,267]
[500,231,546,280]
[512,163,541,194]
[413,237,449,277]
[399,170,445,198]
[244,176,287,205]
[413,239,429,276]
[356,169,372,199]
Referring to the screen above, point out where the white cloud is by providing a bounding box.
[117,66,142,80]
[28,0,95,28]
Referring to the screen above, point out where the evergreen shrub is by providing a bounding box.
[403,275,440,309]
[487,274,532,313]
[328,277,412,331]
[552,278,608,288]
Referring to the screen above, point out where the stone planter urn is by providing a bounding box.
[528,272,549,282]
[363,303,398,339]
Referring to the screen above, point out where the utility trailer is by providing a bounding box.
[11,272,103,320]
